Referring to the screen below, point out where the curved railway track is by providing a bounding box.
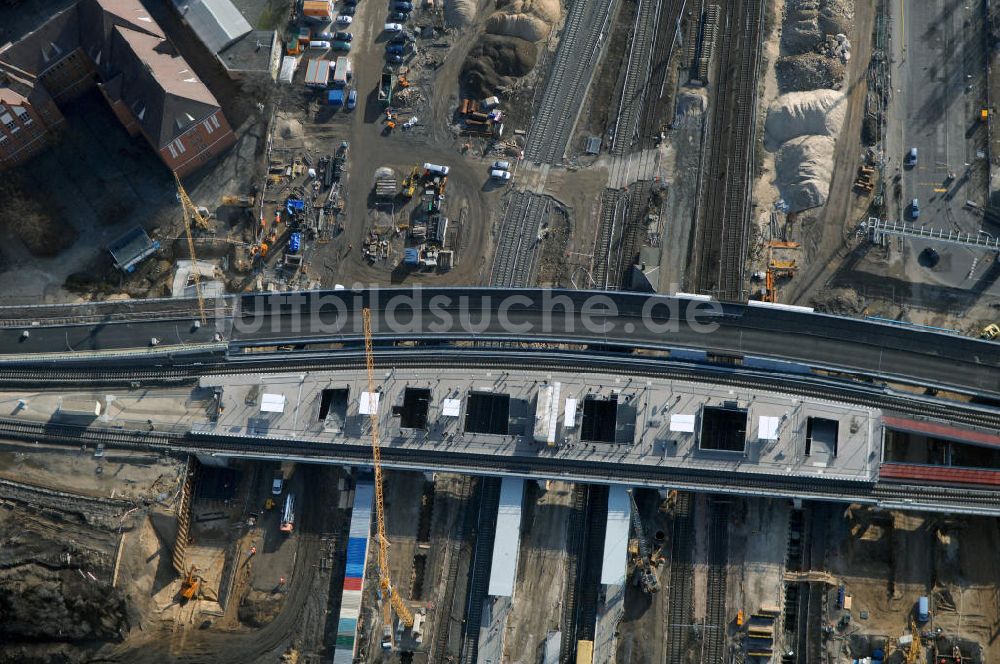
[0,416,996,511]
[0,348,996,433]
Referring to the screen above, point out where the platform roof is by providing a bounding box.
[487,477,524,597]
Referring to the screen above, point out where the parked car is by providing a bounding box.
[271,472,284,495]
[389,32,409,44]
[315,31,335,40]
[347,89,357,109]
[389,11,407,21]
[490,169,512,181]
[392,1,413,11]
[332,40,351,51]
[307,40,331,49]
[910,198,920,219]
[384,22,403,32]
[386,43,404,54]
[387,54,403,64]
[336,14,353,24]
[906,146,918,167]
[340,5,356,15]
[343,0,358,4]
[492,160,511,171]
[334,31,353,41]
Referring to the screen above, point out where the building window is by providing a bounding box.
[211,115,220,129]
[202,119,214,134]
[0,133,7,144]
[167,143,177,159]
[14,107,32,127]
[173,137,186,154]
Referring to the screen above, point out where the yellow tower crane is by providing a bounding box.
[174,173,209,324]
[362,309,414,636]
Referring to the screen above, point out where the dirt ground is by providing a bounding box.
[503,480,574,663]
[823,507,1000,663]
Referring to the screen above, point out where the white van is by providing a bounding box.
[308,40,331,49]
[385,22,403,32]
[490,169,512,181]
[423,162,450,176]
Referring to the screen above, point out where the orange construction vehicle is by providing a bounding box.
[179,565,201,602]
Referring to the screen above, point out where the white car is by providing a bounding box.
[336,15,353,25]
[384,22,403,32]
[490,169,512,181]
[492,160,511,171]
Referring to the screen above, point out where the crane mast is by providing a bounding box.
[362,309,414,630]
[174,173,209,324]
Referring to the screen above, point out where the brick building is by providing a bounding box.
[0,0,235,176]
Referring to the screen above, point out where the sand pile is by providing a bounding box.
[764,89,845,148]
[486,12,551,41]
[445,0,477,27]
[497,0,560,22]
[766,90,845,212]
[774,135,837,211]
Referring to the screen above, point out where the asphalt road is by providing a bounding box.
[890,0,992,283]
[1,289,998,396]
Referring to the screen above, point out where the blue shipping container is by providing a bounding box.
[328,89,345,106]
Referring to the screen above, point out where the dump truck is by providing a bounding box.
[378,67,393,106]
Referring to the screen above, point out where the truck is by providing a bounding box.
[331,56,350,86]
[917,595,929,622]
[302,0,332,21]
[378,67,393,106]
[280,493,296,532]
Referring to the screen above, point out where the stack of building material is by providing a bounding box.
[333,480,374,664]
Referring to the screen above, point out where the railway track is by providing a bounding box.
[458,476,502,664]
[559,485,588,662]
[0,415,995,511]
[702,500,730,663]
[636,0,687,146]
[525,0,619,164]
[491,192,548,288]
[692,0,765,299]
[430,476,475,663]
[575,484,608,642]
[591,190,625,289]
[612,180,654,289]
[665,492,695,664]
[610,0,661,157]
[0,477,134,521]
[0,346,997,435]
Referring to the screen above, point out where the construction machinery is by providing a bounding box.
[221,193,254,207]
[174,173,209,324]
[179,565,201,602]
[904,620,923,663]
[402,166,421,198]
[981,323,999,340]
[627,490,660,593]
[362,309,414,640]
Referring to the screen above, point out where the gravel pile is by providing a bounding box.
[462,35,539,97]
[782,0,853,55]
[775,53,845,93]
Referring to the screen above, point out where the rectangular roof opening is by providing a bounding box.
[465,392,510,435]
[319,387,349,432]
[397,387,431,430]
[805,417,839,457]
[699,405,748,452]
[581,396,618,443]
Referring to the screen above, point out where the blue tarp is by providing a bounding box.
[328,89,345,105]
[403,247,419,264]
